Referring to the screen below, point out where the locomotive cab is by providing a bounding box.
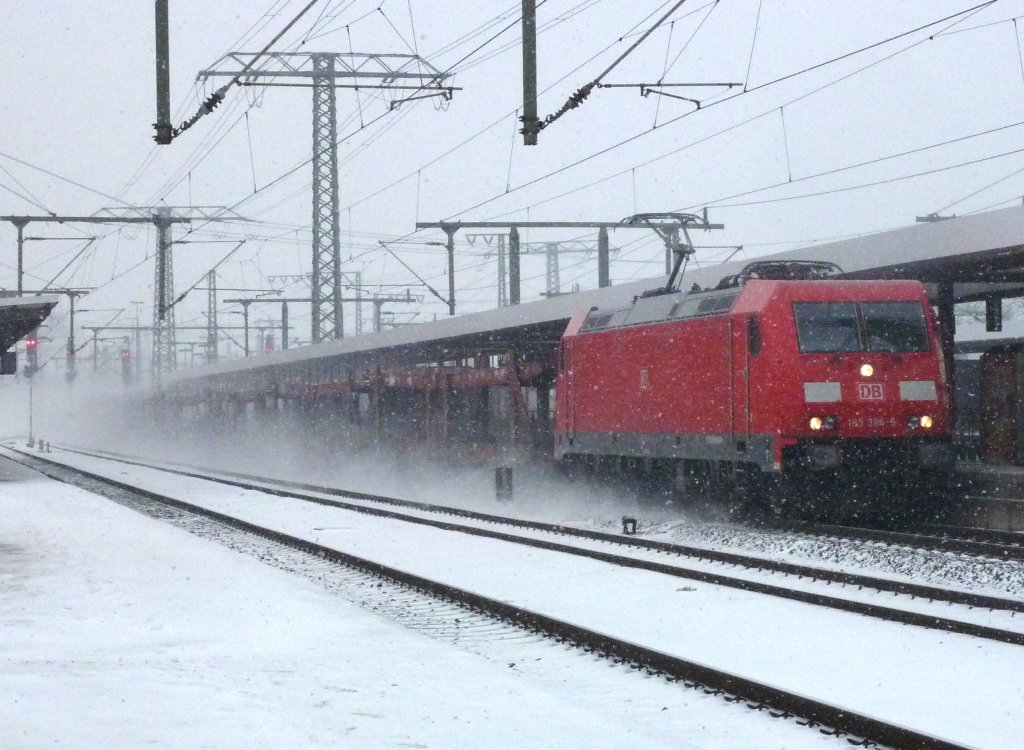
[745,280,955,508]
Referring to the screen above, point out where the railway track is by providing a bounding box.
[783,518,1024,562]
[1,446,978,750]
[26,445,1024,648]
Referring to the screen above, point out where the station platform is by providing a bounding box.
[950,462,1024,531]
[0,453,37,481]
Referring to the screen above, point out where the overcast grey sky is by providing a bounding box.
[1,0,1022,347]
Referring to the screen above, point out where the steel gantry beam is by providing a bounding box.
[416,216,723,306]
[1,214,185,299]
[2,209,246,375]
[267,270,366,334]
[198,52,454,344]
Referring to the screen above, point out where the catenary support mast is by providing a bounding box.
[198,52,454,343]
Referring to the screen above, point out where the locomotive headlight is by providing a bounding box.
[808,416,837,431]
[920,415,934,429]
[906,415,920,429]
[860,363,874,377]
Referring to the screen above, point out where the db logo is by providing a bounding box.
[857,382,884,400]
[639,368,650,390]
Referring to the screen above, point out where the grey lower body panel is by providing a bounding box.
[555,430,955,477]
[555,430,774,472]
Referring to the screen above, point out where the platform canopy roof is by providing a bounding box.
[166,205,1024,384]
[0,295,59,353]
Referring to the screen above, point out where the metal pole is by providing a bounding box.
[243,302,250,357]
[445,226,457,316]
[134,317,142,378]
[353,270,363,335]
[206,270,218,363]
[92,331,98,372]
[14,219,28,295]
[281,300,289,349]
[598,226,610,287]
[521,0,539,145]
[154,0,172,144]
[937,282,956,419]
[497,234,508,307]
[509,225,521,305]
[27,377,33,447]
[66,293,76,379]
[666,227,679,276]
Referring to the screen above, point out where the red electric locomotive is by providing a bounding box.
[554,261,955,518]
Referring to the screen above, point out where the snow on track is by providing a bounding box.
[30,448,1024,750]
[0,464,840,749]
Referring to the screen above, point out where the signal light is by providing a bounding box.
[25,338,37,348]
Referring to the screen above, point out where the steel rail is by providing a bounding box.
[784,519,1024,562]
[4,448,973,750]
[58,444,1024,613]
[908,520,1024,549]
[33,446,1024,645]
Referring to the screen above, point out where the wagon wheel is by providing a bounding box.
[725,462,759,521]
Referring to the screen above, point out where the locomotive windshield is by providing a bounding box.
[794,301,929,353]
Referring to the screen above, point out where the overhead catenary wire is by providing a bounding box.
[709,145,1024,210]
[743,0,764,91]
[933,160,1024,215]
[446,0,999,222]
[168,0,328,141]
[39,238,98,292]
[337,0,718,217]
[537,0,690,133]
[49,1,1010,325]
[169,0,550,249]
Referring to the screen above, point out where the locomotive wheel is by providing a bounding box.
[728,464,779,523]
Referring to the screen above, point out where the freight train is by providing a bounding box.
[155,258,955,520]
[554,261,955,518]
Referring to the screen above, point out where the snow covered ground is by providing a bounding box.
[7,449,1024,749]
[68,436,1024,602]
[1,457,849,749]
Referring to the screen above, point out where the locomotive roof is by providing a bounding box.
[574,279,928,336]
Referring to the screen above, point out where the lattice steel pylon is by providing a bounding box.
[198,52,455,343]
[153,207,176,371]
[96,206,245,374]
[206,270,218,363]
[520,240,604,297]
[311,54,342,341]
